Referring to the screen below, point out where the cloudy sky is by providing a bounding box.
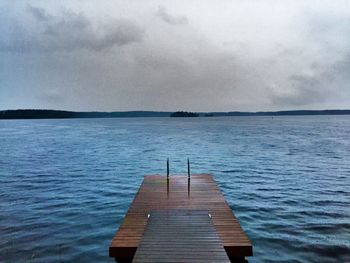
[1,0,350,111]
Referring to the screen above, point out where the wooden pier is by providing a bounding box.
[133,210,231,262]
[109,174,253,262]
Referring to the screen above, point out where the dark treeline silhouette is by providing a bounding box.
[0,110,170,119]
[212,110,350,116]
[170,111,199,117]
[0,109,350,119]
[0,110,75,119]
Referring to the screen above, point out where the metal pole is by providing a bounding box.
[187,158,190,179]
[167,158,169,198]
[167,158,169,179]
[187,158,190,198]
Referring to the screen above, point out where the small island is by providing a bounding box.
[170,111,199,117]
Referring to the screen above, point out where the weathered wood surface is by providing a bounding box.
[132,210,230,263]
[109,174,252,260]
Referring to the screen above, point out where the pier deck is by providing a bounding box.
[109,174,252,262]
[133,210,231,263]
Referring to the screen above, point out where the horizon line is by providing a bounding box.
[1,108,350,113]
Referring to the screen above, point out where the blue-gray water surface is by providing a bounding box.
[1,116,349,263]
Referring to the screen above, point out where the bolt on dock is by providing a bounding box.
[109,174,253,262]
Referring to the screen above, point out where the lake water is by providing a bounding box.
[1,116,349,263]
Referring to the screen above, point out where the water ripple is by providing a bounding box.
[0,116,350,262]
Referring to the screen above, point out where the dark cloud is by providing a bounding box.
[1,1,349,111]
[156,6,188,25]
[269,51,350,107]
[27,4,52,22]
[1,5,143,53]
[271,74,325,106]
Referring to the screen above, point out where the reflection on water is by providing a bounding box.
[0,116,349,262]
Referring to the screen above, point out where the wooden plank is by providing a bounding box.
[109,174,253,260]
[132,210,230,263]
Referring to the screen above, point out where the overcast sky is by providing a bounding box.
[1,0,350,111]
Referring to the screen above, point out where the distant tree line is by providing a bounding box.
[0,110,170,119]
[170,111,199,117]
[0,110,75,119]
[211,110,350,116]
[0,109,350,119]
